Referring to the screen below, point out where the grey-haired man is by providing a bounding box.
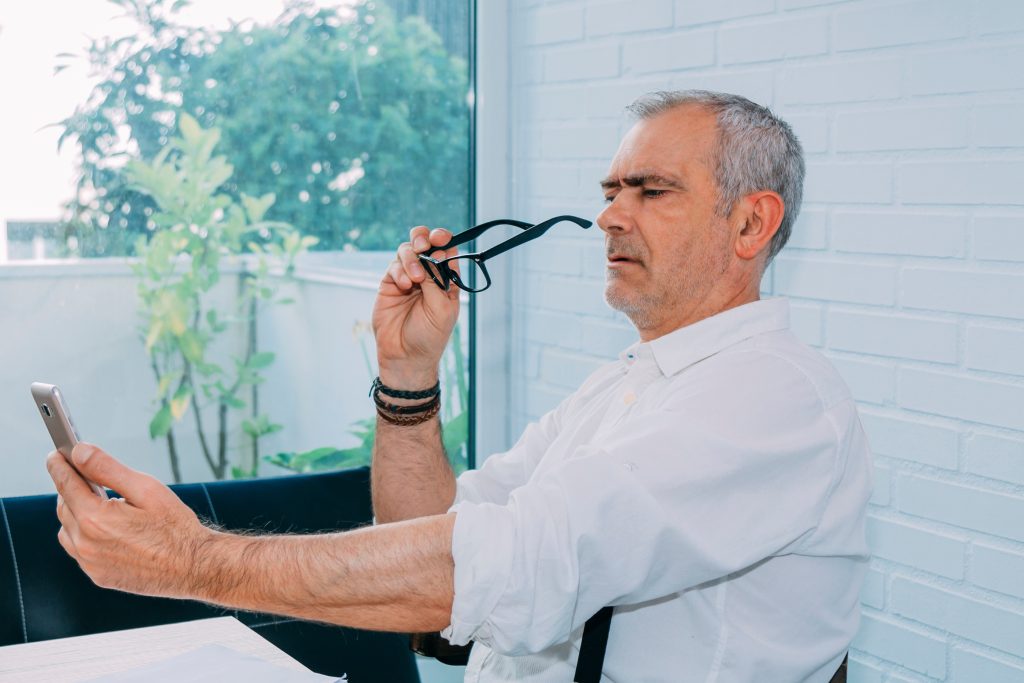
[49,91,871,682]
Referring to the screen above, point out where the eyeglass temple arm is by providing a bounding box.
[433,218,535,251]
[475,215,593,261]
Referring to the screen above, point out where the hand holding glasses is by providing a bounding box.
[418,215,593,293]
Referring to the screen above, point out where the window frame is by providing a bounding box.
[470,0,511,467]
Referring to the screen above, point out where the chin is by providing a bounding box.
[604,283,638,315]
[605,282,662,326]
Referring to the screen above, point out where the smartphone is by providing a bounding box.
[30,382,108,499]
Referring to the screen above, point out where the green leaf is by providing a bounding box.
[348,417,377,448]
[145,321,163,352]
[149,405,173,439]
[157,373,175,398]
[241,192,275,223]
[222,395,246,409]
[179,330,204,364]
[178,112,202,144]
[248,351,275,369]
[296,446,340,461]
[264,451,294,469]
[285,446,370,473]
[170,386,192,420]
[196,361,223,377]
[241,419,258,438]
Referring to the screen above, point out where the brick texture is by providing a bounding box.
[504,1,1024,678]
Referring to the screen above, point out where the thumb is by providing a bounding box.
[72,442,168,506]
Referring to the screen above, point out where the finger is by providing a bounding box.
[56,493,78,524]
[47,451,101,517]
[57,526,80,560]
[409,225,431,252]
[71,443,169,508]
[428,228,453,250]
[397,242,427,283]
[385,259,414,291]
[56,494,80,537]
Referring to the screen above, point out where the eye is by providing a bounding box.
[603,194,616,204]
[643,189,666,198]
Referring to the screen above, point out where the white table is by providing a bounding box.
[0,616,314,682]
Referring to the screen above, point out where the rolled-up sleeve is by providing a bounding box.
[453,389,576,507]
[442,353,843,655]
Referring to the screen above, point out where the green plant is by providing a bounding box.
[266,318,470,475]
[128,113,316,482]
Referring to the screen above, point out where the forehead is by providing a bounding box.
[606,105,719,182]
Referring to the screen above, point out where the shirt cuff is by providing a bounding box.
[440,500,516,647]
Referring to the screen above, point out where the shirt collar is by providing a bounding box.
[618,298,791,376]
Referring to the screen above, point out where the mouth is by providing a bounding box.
[607,253,642,267]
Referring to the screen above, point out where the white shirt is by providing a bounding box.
[442,298,873,683]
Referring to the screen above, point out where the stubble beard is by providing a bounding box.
[605,271,662,330]
[604,245,730,332]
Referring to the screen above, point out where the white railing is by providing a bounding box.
[0,253,393,497]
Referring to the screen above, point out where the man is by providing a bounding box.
[48,90,872,682]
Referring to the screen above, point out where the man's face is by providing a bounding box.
[598,106,733,335]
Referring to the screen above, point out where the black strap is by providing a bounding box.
[574,606,614,683]
[828,653,848,683]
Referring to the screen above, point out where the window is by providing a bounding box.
[0,0,473,496]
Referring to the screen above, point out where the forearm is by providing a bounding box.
[191,513,456,633]
[371,369,456,523]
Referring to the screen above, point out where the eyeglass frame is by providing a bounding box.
[418,214,593,293]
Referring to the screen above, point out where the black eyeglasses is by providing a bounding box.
[419,215,593,293]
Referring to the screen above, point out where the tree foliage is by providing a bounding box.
[59,0,470,256]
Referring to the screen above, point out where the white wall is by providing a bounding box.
[500,1,1024,680]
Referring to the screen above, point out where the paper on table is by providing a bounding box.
[80,644,346,683]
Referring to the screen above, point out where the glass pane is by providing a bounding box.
[0,0,472,495]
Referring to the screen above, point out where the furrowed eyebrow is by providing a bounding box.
[600,172,686,191]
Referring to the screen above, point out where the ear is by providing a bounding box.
[733,191,785,262]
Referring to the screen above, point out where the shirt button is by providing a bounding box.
[623,391,637,405]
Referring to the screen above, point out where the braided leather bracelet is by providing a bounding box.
[372,391,441,415]
[376,397,441,426]
[370,376,442,426]
[370,377,440,400]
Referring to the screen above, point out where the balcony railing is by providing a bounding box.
[0,252,396,497]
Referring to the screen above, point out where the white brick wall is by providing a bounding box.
[501,0,1024,679]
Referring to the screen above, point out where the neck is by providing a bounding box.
[634,277,762,342]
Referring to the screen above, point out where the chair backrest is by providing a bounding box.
[0,467,420,682]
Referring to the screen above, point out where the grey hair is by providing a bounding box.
[626,90,805,263]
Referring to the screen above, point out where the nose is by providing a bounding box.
[596,194,633,236]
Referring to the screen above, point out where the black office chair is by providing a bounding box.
[0,466,419,682]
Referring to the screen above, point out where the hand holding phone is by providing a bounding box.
[31,382,108,499]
